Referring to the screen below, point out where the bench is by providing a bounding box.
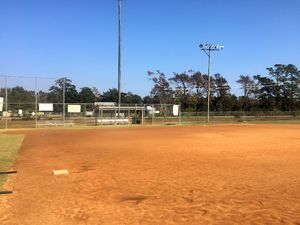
[37,120,74,127]
[97,118,129,125]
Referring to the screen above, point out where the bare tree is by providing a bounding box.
[169,71,192,110]
[215,73,230,97]
[190,71,206,97]
[147,70,173,104]
[169,72,191,96]
[202,74,216,98]
[236,75,255,112]
[236,75,255,98]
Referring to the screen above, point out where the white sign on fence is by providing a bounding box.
[146,106,155,115]
[0,97,3,112]
[3,111,11,117]
[68,104,81,113]
[39,103,53,112]
[85,111,93,116]
[173,105,179,116]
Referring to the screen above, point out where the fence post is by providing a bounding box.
[63,77,66,128]
[98,108,100,125]
[35,77,38,128]
[84,103,87,127]
[128,107,130,123]
[152,104,154,125]
[100,108,103,125]
[135,104,137,124]
[141,105,144,125]
[114,108,117,125]
[5,76,8,129]
[179,104,182,125]
[143,104,146,125]
[96,106,102,126]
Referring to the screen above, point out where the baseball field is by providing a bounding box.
[0,124,300,224]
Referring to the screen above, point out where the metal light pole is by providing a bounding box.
[199,44,224,123]
[118,0,122,118]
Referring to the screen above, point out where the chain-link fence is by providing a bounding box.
[3,75,299,129]
[181,111,300,124]
[0,103,182,129]
[0,75,182,130]
[0,75,183,129]
[0,75,58,129]
[143,104,181,124]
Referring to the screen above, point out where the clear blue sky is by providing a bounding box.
[0,0,299,96]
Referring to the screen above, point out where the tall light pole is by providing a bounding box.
[199,44,224,123]
[118,0,122,118]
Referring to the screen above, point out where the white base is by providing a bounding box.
[52,169,69,175]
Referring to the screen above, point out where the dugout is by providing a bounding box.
[95,103,144,125]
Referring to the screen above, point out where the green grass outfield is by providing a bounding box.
[0,134,24,190]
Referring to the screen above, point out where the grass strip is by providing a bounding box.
[0,134,24,189]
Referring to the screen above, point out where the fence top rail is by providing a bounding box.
[0,75,61,79]
[0,103,146,106]
[97,106,145,110]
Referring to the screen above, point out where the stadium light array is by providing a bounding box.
[199,44,224,51]
[199,43,224,123]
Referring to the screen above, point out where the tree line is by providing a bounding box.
[1,63,299,112]
[0,78,144,106]
[147,64,300,112]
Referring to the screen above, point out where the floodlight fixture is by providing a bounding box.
[199,43,224,123]
[199,43,224,51]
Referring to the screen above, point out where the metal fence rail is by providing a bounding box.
[181,111,300,124]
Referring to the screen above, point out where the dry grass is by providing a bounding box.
[0,134,23,189]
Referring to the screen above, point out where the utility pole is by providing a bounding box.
[207,50,211,122]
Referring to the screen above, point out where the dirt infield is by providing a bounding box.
[0,124,300,224]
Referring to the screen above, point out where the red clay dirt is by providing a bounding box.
[0,124,300,225]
